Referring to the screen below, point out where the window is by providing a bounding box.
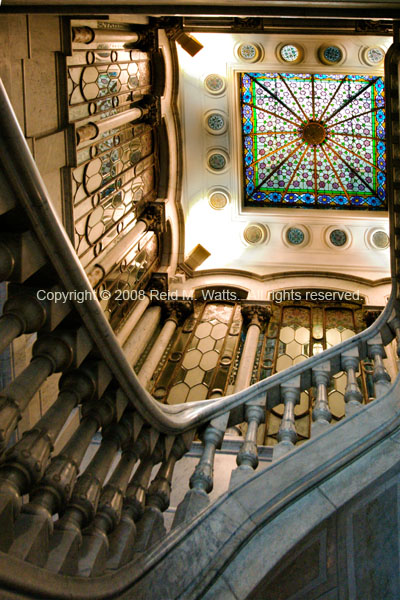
[240,72,386,210]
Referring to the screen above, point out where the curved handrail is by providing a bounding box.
[0,47,396,434]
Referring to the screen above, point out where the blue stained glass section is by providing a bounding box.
[240,72,386,210]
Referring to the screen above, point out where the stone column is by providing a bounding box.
[123,305,162,368]
[88,203,165,288]
[138,301,192,389]
[77,108,145,144]
[234,305,271,392]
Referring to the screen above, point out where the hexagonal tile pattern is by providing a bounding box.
[198,337,215,353]
[184,366,205,387]
[199,350,219,371]
[295,326,310,344]
[326,328,341,347]
[187,384,208,402]
[196,322,212,339]
[280,326,295,344]
[211,323,227,340]
[168,382,189,404]
[276,354,292,372]
[293,354,308,365]
[328,390,345,419]
[182,349,202,369]
[286,340,301,359]
[341,328,355,341]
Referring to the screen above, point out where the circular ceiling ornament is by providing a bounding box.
[204,110,227,135]
[278,43,304,64]
[243,223,269,246]
[361,46,385,66]
[365,227,389,250]
[301,121,326,145]
[325,225,351,250]
[204,73,226,95]
[208,189,230,210]
[329,229,347,247]
[372,230,389,249]
[236,42,263,63]
[287,227,304,245]
[207,148,229,173]
[318,44,344,65]
[283,224,310,248]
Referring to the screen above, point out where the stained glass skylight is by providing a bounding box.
[240,73,386,209]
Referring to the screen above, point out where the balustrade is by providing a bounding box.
[0,19,399,599]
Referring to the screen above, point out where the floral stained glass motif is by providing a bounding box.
[240,72,386,209]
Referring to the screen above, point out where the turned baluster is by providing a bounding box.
[106,439,164,571]
[274,376,300,459]
[0,293,47,355]
[0,330,77,454]
[229,400,265,488]
[172,416,227,528]
[389,316,400,358]
[7,391,117,566]
[44,409,140,574]
[136,431,194,549]
[76,423,155,577]
[0,366,98,551]
[342,349,363,416]
[368,336,391,398]
[311,362,332,435]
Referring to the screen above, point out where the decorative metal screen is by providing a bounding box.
[240,72,386,209]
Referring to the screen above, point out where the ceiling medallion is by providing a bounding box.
[207,148,229,172]
[208,189,229,210]
[243,223,268,246]
[204,73,225,95]
[300,121,326,145]
[319,45,344,65]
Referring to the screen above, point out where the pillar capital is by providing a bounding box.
[241,304,271,331]
[163,300,193,326]
[138,202,166,235]
[146,273,168,297]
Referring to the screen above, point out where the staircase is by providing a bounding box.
[0,21,399,600]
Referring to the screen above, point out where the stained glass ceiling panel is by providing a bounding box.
[240,72,386,209]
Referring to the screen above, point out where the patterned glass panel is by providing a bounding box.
[153,303,242,404]
[240,72,386,209]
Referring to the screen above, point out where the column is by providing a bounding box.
[138,301,192,389]
[123,305,162,368]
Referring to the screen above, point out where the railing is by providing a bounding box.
[0,29,398,598]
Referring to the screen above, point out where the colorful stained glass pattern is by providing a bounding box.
[240,72,386,209]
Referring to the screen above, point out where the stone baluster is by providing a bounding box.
[311,362,332,435]
[7,391,117,566]
[274,376,300,459]
[136,431,194,548]
[172,416,227,528]
[229,399,265,488]
[138,301,192,389]
[106,438,163,571]
[44,408,139,575]
[368,335,392,398]
[342,348,363,416]
[0,364,100,551]
[0,330,78,454]
[229,304,271,487]
[0,293,47,355]
[389,316,400,358]
[75,423,155,577]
